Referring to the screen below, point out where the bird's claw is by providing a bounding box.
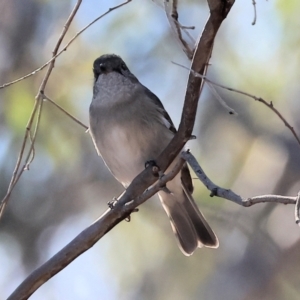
[145,160,160,177]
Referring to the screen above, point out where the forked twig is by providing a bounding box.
[164,0,194,59]
[0,0,132,90]
[0,0,83,218]
[172,61,300,147]
[295,192,300,225]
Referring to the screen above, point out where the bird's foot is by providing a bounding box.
[145,159,160,177]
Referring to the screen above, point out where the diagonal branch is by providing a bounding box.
[7,156,186,300]
[182,151,297,207]
[42,93,88,130]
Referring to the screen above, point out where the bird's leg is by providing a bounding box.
[107,197,118,209]
[145,159,173,194]
[144,159,160,177]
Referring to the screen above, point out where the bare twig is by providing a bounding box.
[172,61,236,115]
[182,151,297,207]
[24,101,44,171]
[0,0,132,90]
[164,0,194,59]
[0,0,83,218]
[177,20,196,44]
[25,130,36,170]
[181,151,244,204]
[295,191,300,225]
[0,99,44,216]
[42,93,88,130]
[252,0,257,25]
[205,81,237,115]
[172,61,300,147]
[244,195,296,206]
[181,25,195,30]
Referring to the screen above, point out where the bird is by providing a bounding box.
[89,54,218,255]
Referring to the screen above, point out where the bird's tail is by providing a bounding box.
[158,175,218,256]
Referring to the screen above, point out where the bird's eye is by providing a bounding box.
[99,63,106,72]
[121,63,127,71]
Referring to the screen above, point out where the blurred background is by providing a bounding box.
[1,0,300,299]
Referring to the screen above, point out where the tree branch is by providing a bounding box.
[6,1,236,298]
[7,156,185,300]
[0,0,83,218]
[0,0,132,90]
[172,62,300,148]
[164,0,194,59]
[295,192,300,225]
[0,0,132,219]
[182,151,297,207]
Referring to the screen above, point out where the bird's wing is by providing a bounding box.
[142,86,194,192]
[143,86,177,134]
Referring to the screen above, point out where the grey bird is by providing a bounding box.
[89,54,218,255]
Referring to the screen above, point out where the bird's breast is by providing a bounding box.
[92,119,171,187]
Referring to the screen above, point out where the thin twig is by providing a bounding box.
[177,57,236,115]
[252,0,257,25]
[295,191,300,225]
[0,0,83,218]
[25,99,44,171]
[205,81,237,115]
[25,129,36,170]
[0,0,132,90]
[180,25,195,30]
[42,93,88,130]
[182,151,297,207]
[0,92,45,216]
[172,61,300,147]
[244,195,296,206]
[181,151,244,204]
[171,0,195,46]
[176,20,196,44]
[164,0,194,59]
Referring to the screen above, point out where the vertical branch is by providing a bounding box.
[164,0,194,58]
